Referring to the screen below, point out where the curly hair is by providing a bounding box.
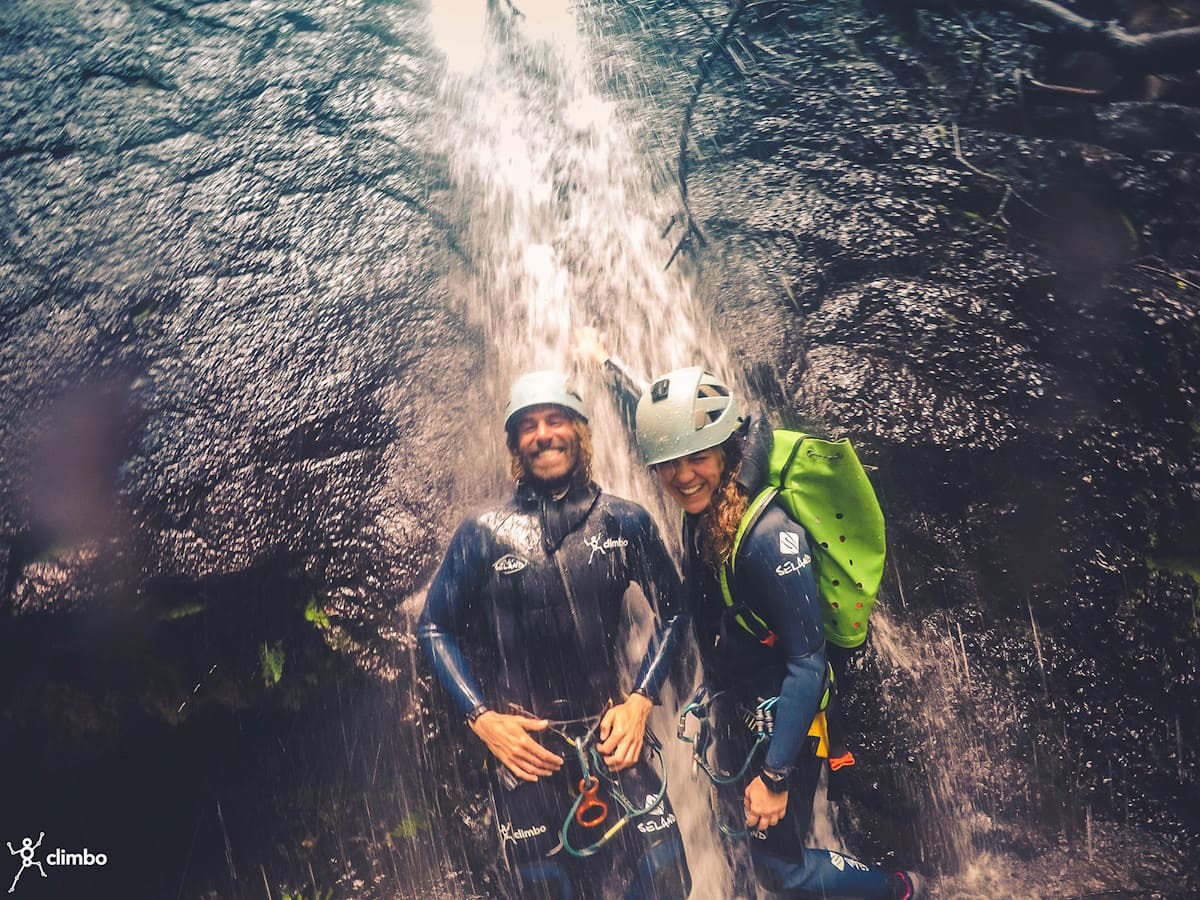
[695,434,749,571]
[507,414,594,488]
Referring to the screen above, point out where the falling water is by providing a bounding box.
[406,2,1185,899]
[420,0,741,895]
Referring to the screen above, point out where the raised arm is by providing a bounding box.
[574,326,646,435]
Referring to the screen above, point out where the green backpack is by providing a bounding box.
[718,430,886,649]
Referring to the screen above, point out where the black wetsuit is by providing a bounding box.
[419,478,691,900]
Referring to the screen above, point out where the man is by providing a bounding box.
[418,371,692,899]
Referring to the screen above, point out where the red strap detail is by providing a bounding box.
[829,751,856,771]
[760,631,778,647]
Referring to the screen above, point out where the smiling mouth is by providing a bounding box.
[676,484,704,496]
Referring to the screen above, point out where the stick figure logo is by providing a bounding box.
[7,832,46,893]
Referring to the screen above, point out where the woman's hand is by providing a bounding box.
[470,711,564,782]
[744,776,788,831]
[573,326,610,366]
[596,693,653,771]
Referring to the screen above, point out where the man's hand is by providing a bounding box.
[744,777,788,831]
[596,693,653,772]
[469,711,563,782]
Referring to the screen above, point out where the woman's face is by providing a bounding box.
[655,447,725,515]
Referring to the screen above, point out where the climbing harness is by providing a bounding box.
[505,702,670,859]
[678,691,782,839]
[678,678,835,839]
[677,692,777,787]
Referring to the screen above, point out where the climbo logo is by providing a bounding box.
[498,822,547,844]
[7,832,108,893]
[585,532,629,565]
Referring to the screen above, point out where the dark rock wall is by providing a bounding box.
[2,0,1197,895]
[1,0,480,612]
[615,0,1200,877]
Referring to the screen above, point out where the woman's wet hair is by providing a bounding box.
[695,432,749,570]
[507,412,594,487]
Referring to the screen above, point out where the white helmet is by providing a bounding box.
[504,371,588,431]
[635,367,742,465]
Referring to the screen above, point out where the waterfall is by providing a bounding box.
[415,2,1042,897]
[421,0,741,895]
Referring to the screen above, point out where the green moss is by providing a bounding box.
[159,601,207,621]
[260,641,286,686]
[388,811,431,842]
[1147,556,1200,584]
[304,597,331,630]
[1147,556,1200,636]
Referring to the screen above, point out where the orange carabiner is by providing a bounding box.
[575,777,608,828]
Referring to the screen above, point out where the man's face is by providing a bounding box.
[512,404,580,484]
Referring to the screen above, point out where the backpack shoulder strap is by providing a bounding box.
[728,486,778,574]
[719,486,778,643]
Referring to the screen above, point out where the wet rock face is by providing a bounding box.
[2,0,1198,893]
[643,0,1199,864]
[1,0,481,621]
[2,2,487,894]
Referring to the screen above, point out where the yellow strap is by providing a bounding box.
[808,711,829,759]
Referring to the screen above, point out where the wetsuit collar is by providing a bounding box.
[515,477,600,553]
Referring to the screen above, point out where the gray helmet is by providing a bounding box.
[504,370,588,431]
[635,366,742,465]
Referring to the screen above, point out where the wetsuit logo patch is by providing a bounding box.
[585,532,629,565]
[775,554,812,577]
[779,531,801,555]
[635,793,677,834]
[493,554,529,575]
[499,822,547,844]
[826,851,868,871]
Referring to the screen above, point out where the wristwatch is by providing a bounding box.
[465,703,491,725]
[759,767,790,794]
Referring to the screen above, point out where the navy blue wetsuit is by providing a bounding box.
[606,362,903,899]
[419,479,691,900]
[685,490,893,897]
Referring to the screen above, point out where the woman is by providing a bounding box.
[582,337,923,899]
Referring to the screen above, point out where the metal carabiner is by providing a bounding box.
[574,776,608,828]
[677,700,707,744]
